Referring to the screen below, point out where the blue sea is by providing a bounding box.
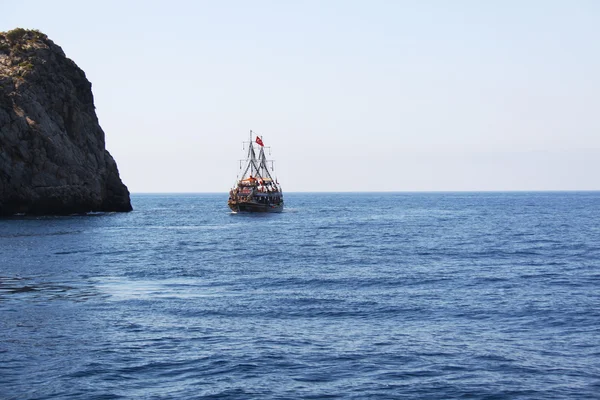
[1,192,599,399]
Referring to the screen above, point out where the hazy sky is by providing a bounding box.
[3,1,599,192]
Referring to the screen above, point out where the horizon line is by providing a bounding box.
[130,189,600,194]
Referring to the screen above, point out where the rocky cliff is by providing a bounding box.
[0,28,132,215]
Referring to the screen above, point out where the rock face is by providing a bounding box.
[0,28,132,215]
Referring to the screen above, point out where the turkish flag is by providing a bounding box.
[255,136,264,146]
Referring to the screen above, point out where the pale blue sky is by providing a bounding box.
[3,1,599,192]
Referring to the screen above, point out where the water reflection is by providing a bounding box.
[0,276,105,303]
[95,277,225,301]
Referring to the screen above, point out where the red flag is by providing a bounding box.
[255,136,264,147]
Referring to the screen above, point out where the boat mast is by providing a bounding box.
[236,130,280,188]
[249,130,254,177]
[258,145,274,182]
[239,130,260,180]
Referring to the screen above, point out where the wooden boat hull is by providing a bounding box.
[228,200,283,213]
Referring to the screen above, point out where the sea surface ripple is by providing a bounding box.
[1,192,599,399]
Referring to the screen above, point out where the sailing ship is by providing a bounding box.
[228,131,284,213]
